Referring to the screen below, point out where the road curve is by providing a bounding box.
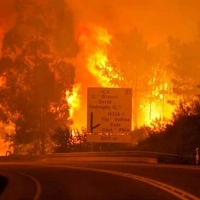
[41,156,200,199]
[46,160,200,200]
[0,167,41,200]
[46,164,198,200]
[0,163,184,200]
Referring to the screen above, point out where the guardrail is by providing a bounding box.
[49,151,158,164]
[0,155,46,162]
[51,151,176,156]
[50,151,195,165]
[0,151,195,165]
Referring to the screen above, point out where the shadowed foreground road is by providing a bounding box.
[0,163,182,200]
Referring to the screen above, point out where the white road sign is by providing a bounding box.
[87,88,132,135]
[87,135,132,143]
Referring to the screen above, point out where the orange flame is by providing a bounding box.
[65,23,125,130]
[69,23,177,130]
[65,84,81,119]
[0,76,6,88]
[0,121,15,155]
[78,24,124,87]
[140,69,175,127]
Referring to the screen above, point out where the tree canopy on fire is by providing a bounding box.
[0,0,78,154]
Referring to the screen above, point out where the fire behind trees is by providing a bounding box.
[51,99,200,155]
[0,0,78,155]
[135,100,200,156]
[0,0,200,155]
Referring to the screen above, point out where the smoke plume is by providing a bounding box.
[67,0,200,45]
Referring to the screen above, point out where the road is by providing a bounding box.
[0,156,199,200]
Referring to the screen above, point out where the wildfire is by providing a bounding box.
[140,69,175,126]
[0,121,15,155]
[65,24,125,129]
[78,24,124,87]
[65,84,81,119]
[0,76,6,88]
[66,23,177,130]
[0,28,3,57]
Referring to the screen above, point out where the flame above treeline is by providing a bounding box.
[78,24,124,87]
[0,1,199,156]
[0,0,199,134]
[67,23,177,129]
[0,20,177,135]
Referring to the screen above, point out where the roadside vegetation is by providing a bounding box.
[49,98,200,156]
[135,100,200,157]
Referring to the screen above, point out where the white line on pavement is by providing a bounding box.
[44,164,199,200]
[17,172,42,200]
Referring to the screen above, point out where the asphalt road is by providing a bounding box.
[0,157,199,200]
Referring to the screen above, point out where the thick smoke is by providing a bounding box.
[0,0,16,53]
[0,0,200,130]
[1,0,200,48]
[66,0,200,129]
[67,0,200,45]
[0,1,15,28]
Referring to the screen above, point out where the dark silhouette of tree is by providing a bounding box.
[51,126,73,153]
[136,100,200,156]
[168,101,200,154]
[0,0,78,154]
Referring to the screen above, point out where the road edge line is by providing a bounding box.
[44,164,199,200]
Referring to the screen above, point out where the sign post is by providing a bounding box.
[87,88,132,143]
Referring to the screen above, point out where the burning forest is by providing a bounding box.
[0,0,200,155]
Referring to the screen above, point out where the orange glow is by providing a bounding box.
[0,76,6,87]
[1,0,199,152]
[69,23,178,129]
[0,28,4,56]
[139,69,176,126]
[78,24,124,87]
[65,84,81,119]
[66,23,125,130]
[0,121,15,155]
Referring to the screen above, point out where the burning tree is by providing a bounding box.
[74,24,175,130]
[168,24,200,100]
[111,28,174,127]
[0,0,78,154]
[110,28,151,127]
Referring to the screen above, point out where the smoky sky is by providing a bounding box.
[67,0,200,45]
[0,0,200,46]
[0,0,15,30]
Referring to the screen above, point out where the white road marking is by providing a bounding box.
[16,172,41,200]
[44,164,200,200]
